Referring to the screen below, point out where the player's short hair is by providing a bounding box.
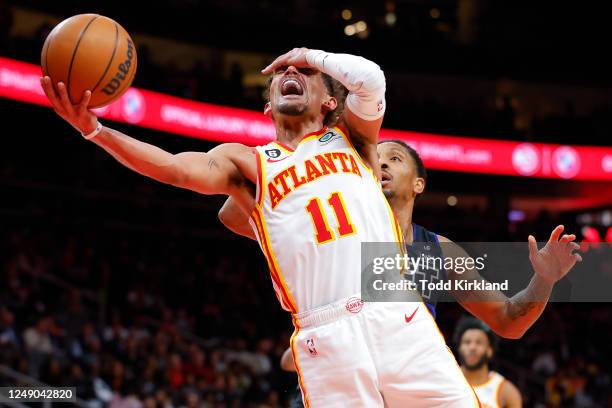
[266,73,347,127]
[453,316,498,352]
[378,139,427,181]
[321,73,347,127]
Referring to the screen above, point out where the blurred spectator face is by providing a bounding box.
[49,358,61,375]
[143,396,156,408]
[170,353,182,368]
[214,375,226,391]
[155,389,169,404]
[82,322,95,337]
[194,350,205,366]
[37,317,51,333]
[111,360,124,377]
[0,307,14,326]
[257,338,273,353]
[70,363,83,378]
[185,392,200,408]
[458,329,493,370]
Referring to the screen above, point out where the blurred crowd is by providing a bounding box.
[1,213,611,407]
[0,225,297,408]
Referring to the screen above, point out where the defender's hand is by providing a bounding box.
[528,225,582,284]
[40,76,98,135]
[262,47,311,75]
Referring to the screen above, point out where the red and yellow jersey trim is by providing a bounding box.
[495,379,505,408]
[251,207,298,313]
[251,150,297,312]
[271,127,330,153]
[290,318,311,407]
[254,148,265,208]
[272,141,294,154]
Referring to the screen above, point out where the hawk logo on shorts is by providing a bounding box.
[265,148,282,159]
[377,100,384,112]
[345,297,364,313]
[305,338,318,356]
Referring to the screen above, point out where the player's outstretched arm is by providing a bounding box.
[262,48,385,145]
[219,197,257,240]
[41,76,253,196]
[443,225,581,339]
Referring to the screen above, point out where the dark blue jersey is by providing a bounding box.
[403,223,446,319]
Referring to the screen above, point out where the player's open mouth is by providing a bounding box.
[381,172,392,187]
[280,78,304,96]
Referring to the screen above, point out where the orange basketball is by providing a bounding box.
[41,14,137,108]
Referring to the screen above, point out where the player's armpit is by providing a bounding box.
[219,197,256,240]
[500,379,523,408]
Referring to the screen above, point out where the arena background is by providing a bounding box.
[1,1,611,407]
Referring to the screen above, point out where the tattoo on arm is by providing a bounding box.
[208,158,220,170]
[506,281,544,320]
[506,298,538,320]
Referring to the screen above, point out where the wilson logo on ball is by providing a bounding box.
[102,39,135,96]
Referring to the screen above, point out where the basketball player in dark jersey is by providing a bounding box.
[222,139,581,377]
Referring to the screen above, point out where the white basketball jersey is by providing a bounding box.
[249,126,403,313]
[473,371,505,408]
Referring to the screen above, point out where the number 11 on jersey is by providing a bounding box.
[305,192,356,244]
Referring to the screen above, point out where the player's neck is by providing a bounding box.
[391,198,414,243]
[462,365,490,386]
[274,116,325,149]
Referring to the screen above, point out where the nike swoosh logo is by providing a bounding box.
[405,307,418,323]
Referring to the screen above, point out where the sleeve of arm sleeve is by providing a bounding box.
[306,49,386,121]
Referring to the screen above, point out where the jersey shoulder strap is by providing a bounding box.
[413,223,440,245]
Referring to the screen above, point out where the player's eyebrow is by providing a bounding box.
[389,147,407,158]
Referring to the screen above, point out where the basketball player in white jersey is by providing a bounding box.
[251,139,581,378]
[41,47,482,406]
[454,317,522,408]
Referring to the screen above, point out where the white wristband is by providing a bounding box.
[81,121,103,140]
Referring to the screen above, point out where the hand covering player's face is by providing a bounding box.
[267,65,335,121]
[377,143,424,202]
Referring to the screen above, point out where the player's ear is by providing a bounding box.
[322,96,337,113]
[487,347,493,359]
[264,102,272,117]
[414,178,425,195]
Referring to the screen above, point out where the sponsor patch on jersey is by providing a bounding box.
[265,148,282,159]
[318,131,341,145]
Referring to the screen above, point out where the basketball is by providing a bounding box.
[41,14,137,108]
